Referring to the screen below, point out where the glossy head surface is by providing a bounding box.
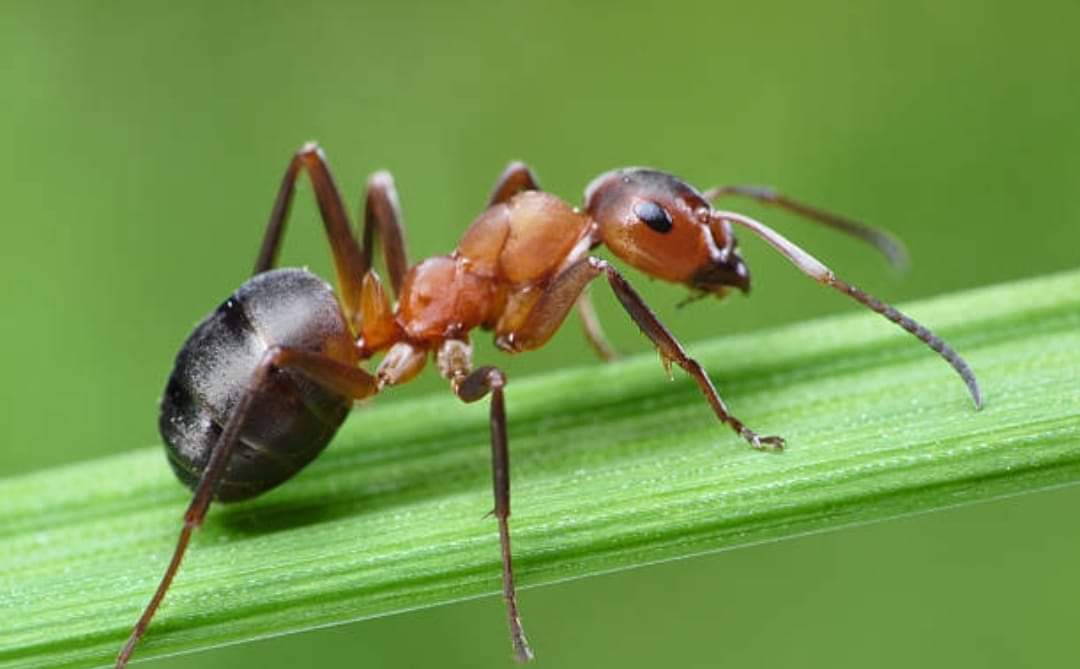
[584,168,750,294]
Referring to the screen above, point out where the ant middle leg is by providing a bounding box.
[575,287,618,362]
[496,258,784,451]
[437,340,533,663]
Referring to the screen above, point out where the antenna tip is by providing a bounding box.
[970,383,984,411]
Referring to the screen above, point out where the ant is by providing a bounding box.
[117,143,982,667]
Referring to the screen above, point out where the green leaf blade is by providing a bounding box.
[2,269,1079,668]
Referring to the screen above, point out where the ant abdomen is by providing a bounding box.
[160,268,354,502]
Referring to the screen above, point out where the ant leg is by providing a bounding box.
[497,258,783,451]
[116,347,378,669]
[254,143,368,329]
[356,271,399,355]
[716,210,982,409]
[575,289,619,362]
[437,340,534,663]
[116,352,279,669]
[703,184,908,270]
[360,171,409,297]
[488,161,541,206]
[374,341,428,387]
[486,163,619,361]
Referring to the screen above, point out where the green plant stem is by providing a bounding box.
[3,269,1080,668]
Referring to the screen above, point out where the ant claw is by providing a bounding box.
[757,435,786,452]
[743,430,785,452]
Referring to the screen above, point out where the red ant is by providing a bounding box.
[117,143,982,667]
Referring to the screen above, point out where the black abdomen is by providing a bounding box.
[160,268,355,502]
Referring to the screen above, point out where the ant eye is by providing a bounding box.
[633,200,673,233]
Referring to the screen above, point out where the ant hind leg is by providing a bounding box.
[361,171,410,296]
[254,143,368,328]
[116,348,379,668]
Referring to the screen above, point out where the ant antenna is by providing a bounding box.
[704,185,909,271]
[714,210,982,410]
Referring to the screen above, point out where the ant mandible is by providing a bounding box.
[117,143,982,667]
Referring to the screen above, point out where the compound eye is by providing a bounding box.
[633,200,673,233]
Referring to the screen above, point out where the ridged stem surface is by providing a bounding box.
[2,269,1079,668]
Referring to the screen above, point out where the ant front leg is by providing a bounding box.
[487,162,619,362]
[437,340,534,663]
[116,348,379,669]
[496,258,784,451]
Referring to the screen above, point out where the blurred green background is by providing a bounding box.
[2,1,1078,667]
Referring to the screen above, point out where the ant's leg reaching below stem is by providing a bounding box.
[438,340,534,662]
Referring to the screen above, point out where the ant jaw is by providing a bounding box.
[689,251,751,295]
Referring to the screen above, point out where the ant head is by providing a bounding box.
[584,168,750,295]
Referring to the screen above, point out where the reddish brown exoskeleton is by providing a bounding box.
[117,144,982,667]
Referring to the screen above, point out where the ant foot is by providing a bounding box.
[741,428,785,452]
